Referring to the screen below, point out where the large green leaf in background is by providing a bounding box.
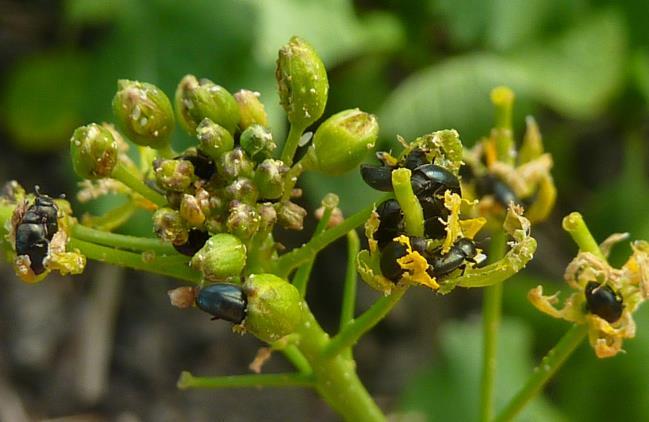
[399,318,566,421]
[379,11,626,145]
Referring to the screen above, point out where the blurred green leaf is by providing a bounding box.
[486,0,552,51]
[2,52,88,152]
[399,318,566,421]
[631,49,649,104]
[64,0,121,23]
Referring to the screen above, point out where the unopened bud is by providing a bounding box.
[217,148,255,181]
[70,123,118,179]
[226,202,260,240]
[225,178,258,204]
[240,125,276,162]
[311,108,378,175]
[190,233,247,281]
[275,201,307,231]
[234,89,269,130]
[175,75,240,135]
[112,80,174,148]
[153,208,188,245]
[154,159,195,192]
[275,36,328,128]
[257,203,277,232]
[254,159,287,200]
[168,286,197,309]
[180,194,206,227]
[196,118,234,160]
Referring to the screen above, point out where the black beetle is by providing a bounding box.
[177,149,216,180]
[403,148,429,170]
[196,283,247,324]
[476,175,519,208]
[419,196,449,240]
[379,237,428,282]
[360,164,394,192]
[427,238,479,278]
[374,199,403,248]
[410,164,461,198]
[173,229,210,257]
[584,281,623,323]
[15,192,59,275]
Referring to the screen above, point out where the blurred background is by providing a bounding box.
[0,0,648,420]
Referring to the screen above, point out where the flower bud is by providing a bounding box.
[217,148,255,182]
[70,123,118,179]
[196,118,234,160]
[254,159,288,200]
[175,75,240,135]
[112,80,174,148]
[180,194,206,227]
[275,36,328,128]
[243,273,305,343]
[239,125,276,162]
[226,202,260,240]
[275,201,307,231]
[225,178,258,204]
[257,202,277,232]
[154,159,195,192]
[190,233,247,281]
[234,89,269,130]
[153,208,188,245]
[168,286,198,309]
[311,108,378,175]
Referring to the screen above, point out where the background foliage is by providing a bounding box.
[1,0,648,420]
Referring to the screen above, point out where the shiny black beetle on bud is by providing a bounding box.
[585,281,624,323]
[427,238,480,278]
[410,164,460,197]
[15,191,59,275]
[379,237,428,282]
[374,199,403,248]
[173,229,210,257]
[476,174,519,208]
[196,283,247,324]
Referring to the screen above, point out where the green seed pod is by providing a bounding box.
[196,118,235,160]
[239,124,276,162]
[254,159,287,200]
[153,207,188,245]
[175,75,240,135]
[179,194,206,227]
[243,273,306,343]
[225,178,258,204]
[190,233,247,282]
[112,80,174,148]
[226,202,260,240]
[70,123,118,179]
[275,201,307,231]
[275,36,328,128]
[217,148,255,181]
[154,159,195,192]
[311,108,378,175]
[234,89,269,130]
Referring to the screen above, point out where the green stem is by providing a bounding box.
[339,230,360,360]
[490,86,515,165]
[391,168,424,237]
[562,212,605,260]
[494,324,588,422]
[479,230,507,422]
[282,345,312,375]
[69,238,201,283]
[81,201,136,232]
[280,123,306,167]
[322,287,407,359]
[157,143,177,159]
[274,194,392,277]
[292,205,333,296]
[71,224,178,255]
[111,162,167,207]
[177,371,314,389]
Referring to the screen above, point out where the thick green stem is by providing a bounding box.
[494,324,588,422]
[178,371,314,389]
[282,345,312,375]
[479,230,507,422]
[391,168,424,237]
[323,287,406,359]
[280,123,306,167]
[71,224,178,255]
[562,212,605,260]
[292,205,333,296]
[273,194,392,277]
[69,238,201,283]
[111,162,166,207]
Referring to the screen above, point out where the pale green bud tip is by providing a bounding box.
[153,208,188,245]
[254,159,287,200]
[175,75,240,135]
[226,202,260,240]
[275,36,329,128]
[234,89,269,130]
[70,123,119,179]
[312,108,379,175]
[243,273,305,343]
[240,125,276,162]
[190,233,247,282]
[154,159,195,192]
[112,79,174,148]
[196,118,234,160]
[218,148,255,181]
